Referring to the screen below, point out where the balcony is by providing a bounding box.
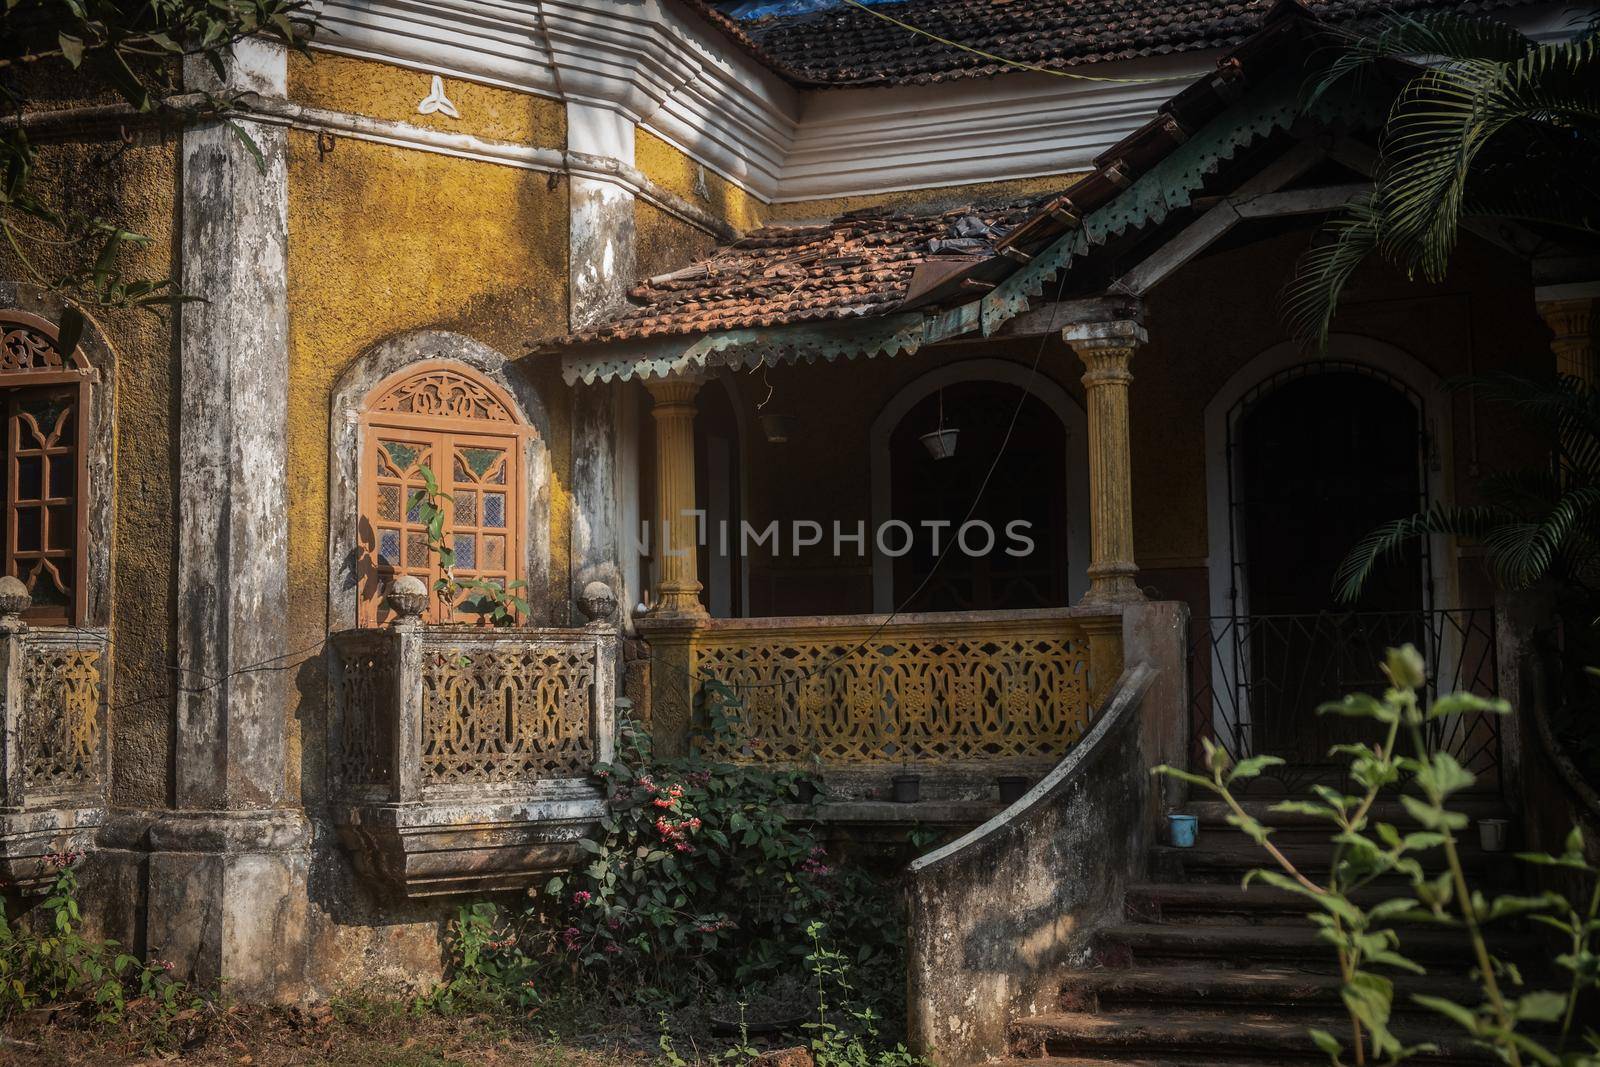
[0,581,109,893]
[327,593,618,897]
[643,606,1126,831]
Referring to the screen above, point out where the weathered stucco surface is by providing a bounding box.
[907,660,1157,1066]
[288,52,567,148]
[284,111,572,991]
[634,129,767,235]
[765,172,1080,222]
[635,201,720,284]
[0,136,179,812]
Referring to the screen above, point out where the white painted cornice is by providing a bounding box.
[304,0,1594,206]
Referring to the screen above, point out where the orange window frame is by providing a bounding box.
[356,366,529,626]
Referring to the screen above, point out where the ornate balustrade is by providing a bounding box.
[642,607,1125,790]
[0,582,109,893]
[327,582,619,897]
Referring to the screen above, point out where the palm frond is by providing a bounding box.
[1481,486,1600,587]
[1305,12,1534,111]
[1279,196,1381,350]
[1334,503,1507,602]
[1376,35,1600,279]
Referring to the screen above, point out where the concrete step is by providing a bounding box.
[1098,922,1519,969]
[1149,836,1511,887]
[1125,881,1423,924]
[1058,964,1483,1014]
[1009,1009,1496,1063]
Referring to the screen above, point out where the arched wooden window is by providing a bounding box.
[358,363,530,625]
[0,312,91,626]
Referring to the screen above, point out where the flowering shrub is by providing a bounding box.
[542,681,905,1004]
[416,902,543,1015]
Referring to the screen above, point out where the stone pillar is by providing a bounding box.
[571,382,626,626]
[567,103,637,332]
[645,377,706,619]
[1064,319,1147,605]
[1537,296,1595,385]
[147,38,307,1001]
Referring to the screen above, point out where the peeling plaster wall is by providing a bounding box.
[283,91,570,989]
[636,201,720,284]
[635,129,767,235]
[0,134,180,812]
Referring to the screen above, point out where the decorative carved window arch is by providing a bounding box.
[0,311,93,626]
[358,362,533,625]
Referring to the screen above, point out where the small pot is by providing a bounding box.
[891,774,921,804]
[1168,813,1199,848]
[760,413,797,444]
[998,775,1033,804]
[1478,817,1510,853]
[920,427,959,460]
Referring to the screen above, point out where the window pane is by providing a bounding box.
[48,456,72,500]
[377,484,400,521]
[460,447,503,480]
[47,506,74,551]
[453,490,477,526]
[15,455,41,500]
[482,534,505,571]
[16,507,40,552]
[381,440,420,473]
[483,493,506,528]
[378,529,400,566]
[453,534,476,570]
[405,531,430,567]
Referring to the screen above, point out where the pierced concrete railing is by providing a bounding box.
[326,580,618,897]
[0,580,110,893]
[643,607,1126,774]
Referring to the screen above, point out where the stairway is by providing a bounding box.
[993,795,1530,1065]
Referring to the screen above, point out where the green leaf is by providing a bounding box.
[56,305,84,362]
[1308,1027,1343,1059]
[1513,991,1566,1022]
[58,33,84,68]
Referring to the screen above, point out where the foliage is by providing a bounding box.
[0,853,204,1043]
[1282,11,1600,348]
[655,921,925,1067]
[407,464,530,623]
[413,901,544,1017]
[0,0,316,352]
[1333,374,1600,602]
[541,681,903,1007]
[1157,645,1600,1066]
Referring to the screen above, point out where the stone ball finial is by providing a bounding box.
[0,576,30,635]
[577,580,617,623]
[385,575,428,628]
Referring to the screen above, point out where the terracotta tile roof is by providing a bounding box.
[557,200,1047,345]
[683,0,1544,87]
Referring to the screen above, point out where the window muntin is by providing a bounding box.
[358,366,527,626]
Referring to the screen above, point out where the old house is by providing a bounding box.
[1,0,1595,1059]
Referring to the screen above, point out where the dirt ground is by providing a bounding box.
[0,996,715,1066]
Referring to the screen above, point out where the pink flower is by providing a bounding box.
[675,842,694,853]
[688,817,702,831]
[652,797,675,809]
[603,943,621,955]
[573,890,591,905]
[561,926,582,952]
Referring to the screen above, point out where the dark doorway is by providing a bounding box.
[1230,366,1428,770]
[890,381,1068,612]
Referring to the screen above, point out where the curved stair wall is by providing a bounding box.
[906,659,1159,1066]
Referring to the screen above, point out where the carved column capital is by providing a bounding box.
[1537,297,1595,384]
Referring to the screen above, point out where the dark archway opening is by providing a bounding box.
[890,381,1068,613]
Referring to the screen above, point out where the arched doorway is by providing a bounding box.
[1202,339,1457,779]
[871,361,1090,612]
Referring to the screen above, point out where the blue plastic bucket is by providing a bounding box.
[1168,813,1199,848]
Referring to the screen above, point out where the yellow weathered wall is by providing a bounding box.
[284,59,574,988]
[289,53,566,146]
[765,173,1080,223]
[636,201,721,284]
[0,134,180,811]
[634,129,767,235]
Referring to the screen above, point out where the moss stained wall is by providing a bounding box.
[634,129,767,235]
[0,134,180,811]
[765,173,1082,223]
[284,57,573,989]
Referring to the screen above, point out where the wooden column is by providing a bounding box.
[1064,319,1146,605]
[645,376,706,618]
[1538,297,1595,385]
